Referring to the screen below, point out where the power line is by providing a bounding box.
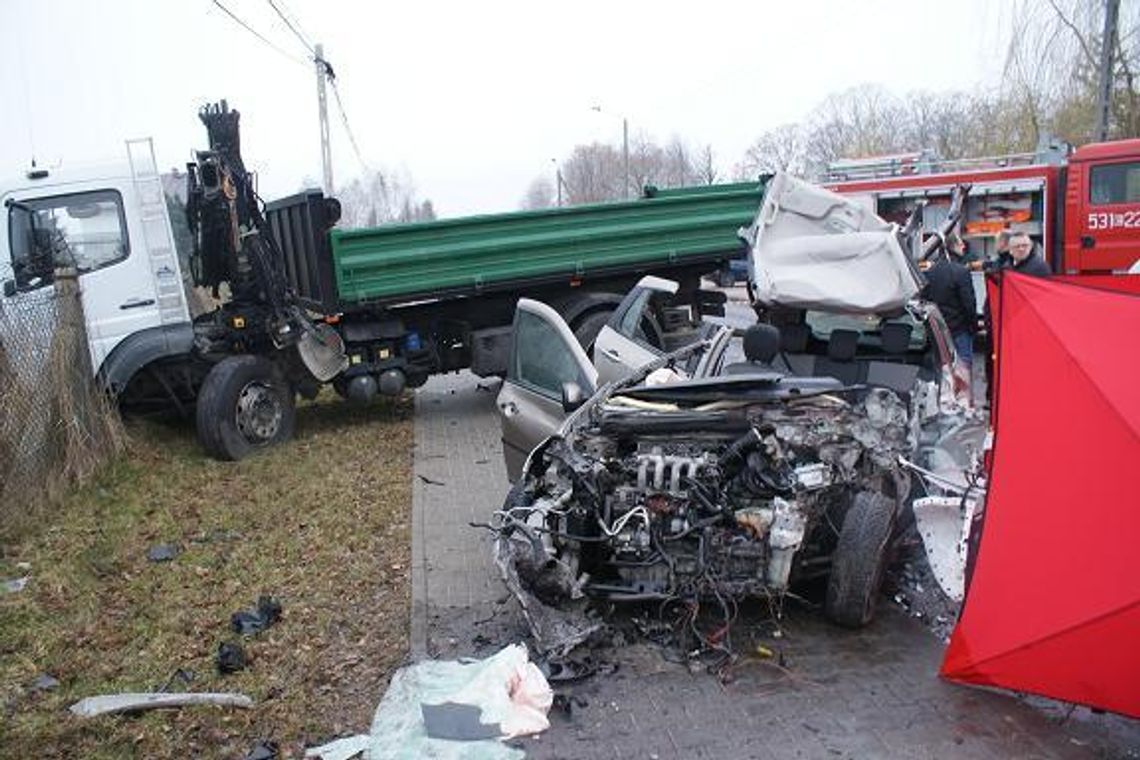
[211,0,308,66]
[328,76,369,173]
[266,0,316,57]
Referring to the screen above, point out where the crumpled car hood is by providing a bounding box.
[743,172,922,313]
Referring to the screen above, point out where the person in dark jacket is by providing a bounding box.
[980,231,1050,403]
[923,233,978,370]
[1006,231,1051,276]
[984,231,1051,277]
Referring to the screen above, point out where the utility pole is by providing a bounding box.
[315,42,334,194]
[1095,0,1120,142]
[591,105,631,200]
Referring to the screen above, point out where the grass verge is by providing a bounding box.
[0,392,413,758]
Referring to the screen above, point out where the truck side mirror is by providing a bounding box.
[2,279,15,297]
[561,381,586,413]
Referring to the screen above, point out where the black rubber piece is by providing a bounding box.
[196,355,295,461]
[825,491,896,628]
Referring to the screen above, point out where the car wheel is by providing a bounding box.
[196,355,296,461]
[825,491,896,628]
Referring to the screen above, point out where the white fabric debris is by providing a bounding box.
[310,644,551,760]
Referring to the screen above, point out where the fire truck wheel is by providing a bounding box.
[196,355,296,461]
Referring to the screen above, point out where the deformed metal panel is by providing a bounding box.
[330,182,766,306]
[266,190,339,314]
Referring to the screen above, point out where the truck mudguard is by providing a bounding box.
[97,322,195,396]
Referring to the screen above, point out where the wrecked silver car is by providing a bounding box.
[489,173,979,655]
[497,350,911,630]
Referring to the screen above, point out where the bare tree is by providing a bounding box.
[336,168,434,228]
[1003,0,1140,144]
[802,85,911,170]
[661,137,697,187]
[904,90,976,159]
[560,142,625,204]
[697,144,718,185]
[532,134,715,206]
[735,124,807,178]
[520,177,555,210]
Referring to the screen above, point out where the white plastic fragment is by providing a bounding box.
[304,734,370,760]
[69,692,253,717]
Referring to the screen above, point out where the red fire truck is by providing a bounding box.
[824,139,1140,275]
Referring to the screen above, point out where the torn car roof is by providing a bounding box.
[744,172,923,313]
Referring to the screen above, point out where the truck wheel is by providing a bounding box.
[572,309,614,353]
[196,355,296,461]
[824,491,896,628]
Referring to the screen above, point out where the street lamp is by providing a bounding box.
[550,158,563,207]
[591,105,630,199]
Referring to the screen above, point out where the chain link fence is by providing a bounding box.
[0,270,126,532]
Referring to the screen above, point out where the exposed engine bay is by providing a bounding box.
[490,353,912,656]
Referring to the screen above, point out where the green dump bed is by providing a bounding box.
[327,180,765,308]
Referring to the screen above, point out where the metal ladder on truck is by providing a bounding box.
[125,138,191,326]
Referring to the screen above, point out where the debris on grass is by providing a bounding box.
[231,595,283,635]
[243,739,280,760]
[157,668,196,692]
[146,543,180,562]
[0,392,413,758]
[69,691,254,718]
[30,673,59,691]
[3,576,29,593]
[304,734,370,760]
[217,641,249,674]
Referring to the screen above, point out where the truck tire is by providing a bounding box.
[824,491,896,628]
[196,355,296,461]
[571,309,614,353]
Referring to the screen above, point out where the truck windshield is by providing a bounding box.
[8,189,128,291]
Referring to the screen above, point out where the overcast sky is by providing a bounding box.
[1,0,1014,217]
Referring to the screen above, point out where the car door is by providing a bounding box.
[593,275,679,385]
[498,298,599,482]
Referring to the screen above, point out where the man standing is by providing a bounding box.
[981,231,1050,403]
[1005,231,1051,277]
[923,233,978,373]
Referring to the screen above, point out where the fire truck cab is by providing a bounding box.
[1065,139,1140,273]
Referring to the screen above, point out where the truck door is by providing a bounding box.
[1076,158,1140,272]
[497,298,598,482]
[2,183,164,374]
[593,276,680,385]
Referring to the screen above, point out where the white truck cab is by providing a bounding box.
[0,140,191,382]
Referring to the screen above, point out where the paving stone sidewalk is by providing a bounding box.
[410,371,1138,759]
